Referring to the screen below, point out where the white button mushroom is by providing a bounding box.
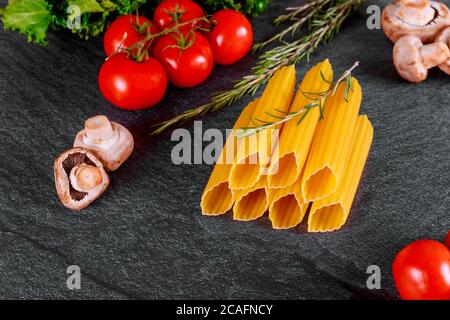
[74,115,134,171]
[382,0,450,43]
[435,26,450,75]
[54,147,110,210]
[393,35,450,82]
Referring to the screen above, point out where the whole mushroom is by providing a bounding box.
[74,115,134,171]
[382,0,450,43]
[435,26,450,74]
[54,147,109,210]
[393,35,450,82]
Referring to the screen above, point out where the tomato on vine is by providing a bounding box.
[103,15,159,57]
[98,53,167,110]
[153,0,205,31]
[206,9,253,65]
[393,239,450,300]
[154,31,213,88]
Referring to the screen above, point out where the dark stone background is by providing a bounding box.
[0,0,448,299]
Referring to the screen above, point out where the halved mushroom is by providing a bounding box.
[435,26,450,74]
[73,115,134,171]
[54,147,109,210]
[393,35,450,82]
[382,0,450,43]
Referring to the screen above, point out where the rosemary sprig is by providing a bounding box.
[253,0,332,51]
[236,61,359,138]
[150,0,364,135]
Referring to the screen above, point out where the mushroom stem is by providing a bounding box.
[85,115,115,140]
[70,164,102,193]
[420,42,450,68]
[82,115,119,150]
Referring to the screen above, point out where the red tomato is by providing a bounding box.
[153,31,213,88]
[153,0,204,31]
[98,54,167,110]
[103,15,159,57]
[392,239,450,300]
[206,9,253,65]
[445,231,450,248]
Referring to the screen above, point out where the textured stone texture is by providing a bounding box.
[0,0,449,299]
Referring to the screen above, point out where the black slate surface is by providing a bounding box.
[0,0,449,299]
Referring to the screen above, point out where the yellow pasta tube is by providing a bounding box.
[229,66,296,190]
[301,77,362,202]
[308,115,373,232]
[232,175,268,221]
[268,59,334,189]
[268,173,307,229]
[200,99,259,215]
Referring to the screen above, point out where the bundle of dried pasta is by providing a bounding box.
[268,60,333,189]
[308,115,373,232]
[301,77,362,202]
[200,59,373,233]
[268,173,307,229]
[200,99,259,215]
[229,65,296,190]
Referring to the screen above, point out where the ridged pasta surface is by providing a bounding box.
[233,175,268,221]
[268,59,333,189]
[229,66,296,190]
[308,115,373,232]
[301,77,362,202]
[268,173,306,229]
[200,99,259,215]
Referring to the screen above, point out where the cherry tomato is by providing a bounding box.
[445,231,450,248]
[206,9,253,65]
[104,15,159,57]
[153,31,213,88]
[98,53,167,110]
[153,0,204,31]
[392,239,450,300]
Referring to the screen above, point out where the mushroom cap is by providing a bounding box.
[74,116,134,171]
[435,26,450,74]
[54,147,109,210]
[393,35,428,82]
[382,1,450,43]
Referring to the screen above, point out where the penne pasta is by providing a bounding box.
[268,59,334,189]
[200,99,259,215]
[268,172,307,229]
[232,175,268,221]
[308,115,373,232]
[229,65,296,190]
[301,77,362,202]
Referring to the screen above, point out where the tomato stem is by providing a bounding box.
[124,16,210,62]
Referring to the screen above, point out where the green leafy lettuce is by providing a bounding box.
[0,0,151,45]
[2,0,53,44]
